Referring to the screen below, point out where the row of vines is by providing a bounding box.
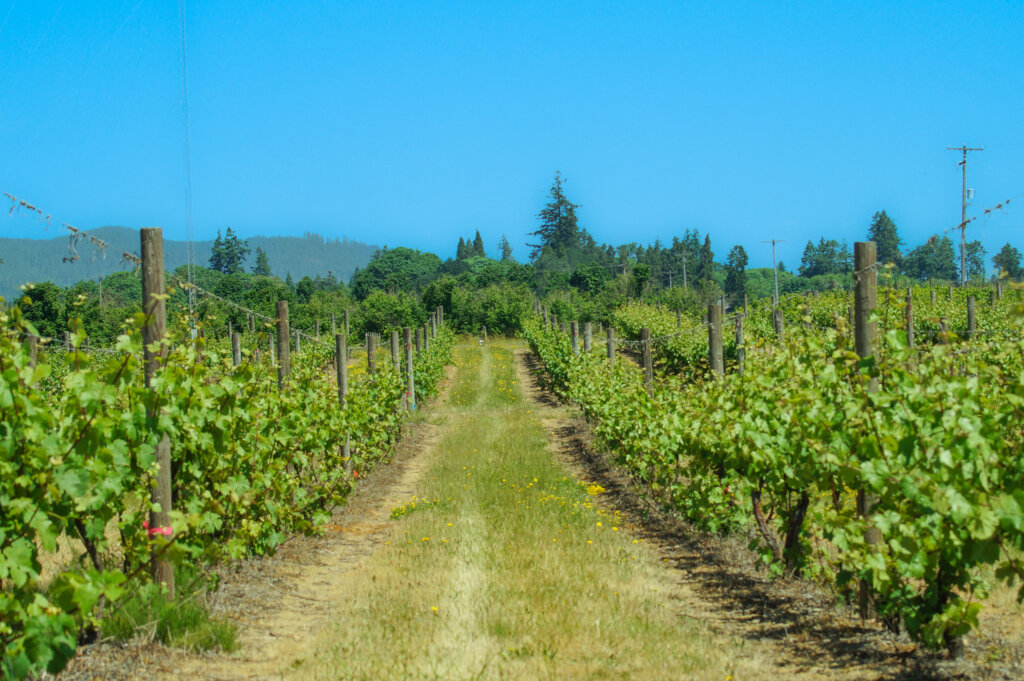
[1,305,454,679]
[525,287,1024,651]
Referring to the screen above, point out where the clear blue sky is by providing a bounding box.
[1,1,1022,270]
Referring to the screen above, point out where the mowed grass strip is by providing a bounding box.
[293,339,772,681]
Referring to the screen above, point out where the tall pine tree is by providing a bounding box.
[695,234,714,283]
[251,246,272,275]
[529,172,581,260]
[867,210,903,266]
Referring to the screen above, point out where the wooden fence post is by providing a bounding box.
[735,315,745,376]
[773,308,785,342]
[905,288,915,349]
[641,327,653,396]
[571,321,580,356]
[583,321,592,352]
[708,304,724,376]
[276,301,290,389]
[315,319,320,339]
[248,313,255,334]
[141,227,175,600]
[336,334,352,474]
[26,334,38,370]
[607,327,615,367]
[390,330,400,368]
[854,241,880,620]
[967,295,976,339]
[675,309,682,328]
[232,333,241,366]
[404,327,416,411]
[416,327,423,353]
[930,289,936,305]
[367,333,377,374]
[423,323,430,351]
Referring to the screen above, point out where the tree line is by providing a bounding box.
[10,173,1024,342]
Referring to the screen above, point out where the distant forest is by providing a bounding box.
[0,226,377,300]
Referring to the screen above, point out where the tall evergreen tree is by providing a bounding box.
[209,230,226,273]
[993,243,1023,279]
[456,237,468,260]
[498,234,514,261]
[251,246,272,276]
[529,172,581,260]
[867,210,903,266]
[221,227,251,274]
[471,230,485,257]
[694,234,714,283]
[724,245,748,299]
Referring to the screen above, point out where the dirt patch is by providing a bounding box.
[515,348,1023,681]
[58,364,456,681]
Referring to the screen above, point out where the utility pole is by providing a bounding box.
[948,144,983,286]
[763,239,785,303]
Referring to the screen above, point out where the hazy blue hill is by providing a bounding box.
[0,227,378,298]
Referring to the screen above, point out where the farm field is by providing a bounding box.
[54,337,1020,681]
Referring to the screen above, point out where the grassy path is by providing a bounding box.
[289,340,775,681]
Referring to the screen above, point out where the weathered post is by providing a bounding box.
[482,325,487,342]
[708,304,724,376]
[583,321,592,352]
[675,309,682,328]
[248,313,255,334]
[854,241,879,620]
[391,330,400,368]
[967,295,976,339]
[423,323,430,351]
[930,289,936,305]
[735,315,745,376]
[141,227,174,599]
[336,334,352,474]
[26,334,38,370]
[344,309,350,335]
[571,321,580,356]
[276,301,290,389]
[641,327,653,396]
[905,288,915,349]
[404,327,416,411]
[773,308,785,341]
[315,319,320,339]
[367,333,377,374]
[416,327,423,354]
[232,332,241,366]
[606,327,615,367]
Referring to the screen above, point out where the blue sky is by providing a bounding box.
[1,1,1022,270]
